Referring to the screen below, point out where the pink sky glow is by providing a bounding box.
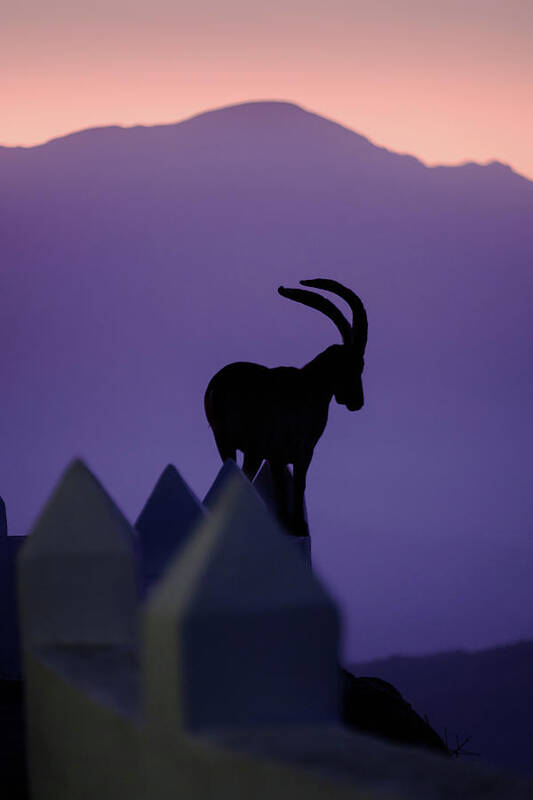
[3,0,533,178]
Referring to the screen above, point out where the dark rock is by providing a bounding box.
[341,668,448,755]
[0,680,28,798]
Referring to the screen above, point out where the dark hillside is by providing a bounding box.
[353,640,533,775]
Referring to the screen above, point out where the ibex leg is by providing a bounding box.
[269,461,292,534]
[213,430,236,463]
[292,457,311,537]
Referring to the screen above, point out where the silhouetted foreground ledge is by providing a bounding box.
[7,460,533,798]
[3,673,533,800]
[0,680,27,799]
[216,724,533,798]
[353,640,533,777]
[341,670,448,754]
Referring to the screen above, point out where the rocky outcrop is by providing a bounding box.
[341,669,448,754]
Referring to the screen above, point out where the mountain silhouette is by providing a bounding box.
[1,101,533,661]
[352,639,533,776]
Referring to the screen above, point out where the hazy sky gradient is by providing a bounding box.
[3,1,532,177]
[2,101,533,660]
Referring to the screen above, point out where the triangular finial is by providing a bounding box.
[136,464,204,593]
[144,469,339,732]
[19,459,138,650]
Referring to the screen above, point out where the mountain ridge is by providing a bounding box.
[0,101,529,185]
[353,637,533,669]
[352,639,533,776]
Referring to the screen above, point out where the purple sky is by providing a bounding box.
[2,103,533,662]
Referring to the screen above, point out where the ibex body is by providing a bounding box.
[204,279,368,537]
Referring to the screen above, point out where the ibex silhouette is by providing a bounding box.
[204,279,368,536]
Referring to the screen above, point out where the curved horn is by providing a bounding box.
[300,279,367,350]
[278,286,352,344]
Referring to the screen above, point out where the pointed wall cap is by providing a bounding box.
[203,459,246,510]
[22,459,135,557]
[19,459,138,649]
[136,464,204,593]
[144,469,340,730]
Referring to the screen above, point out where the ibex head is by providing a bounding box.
[278,278,368,412]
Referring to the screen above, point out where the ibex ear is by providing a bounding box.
[278,286,352,344]
[300,279,368,352]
